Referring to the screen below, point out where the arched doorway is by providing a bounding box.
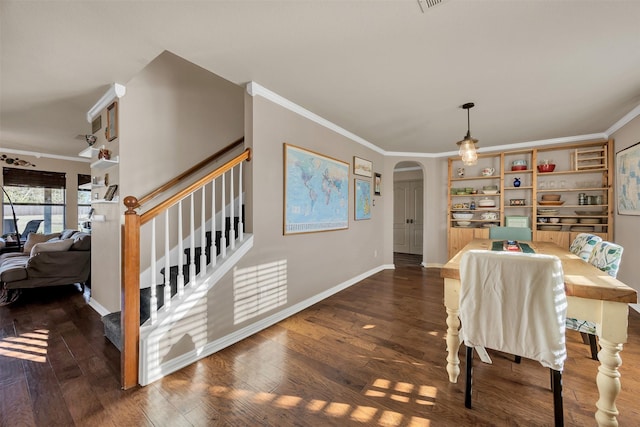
[393,161,424,266]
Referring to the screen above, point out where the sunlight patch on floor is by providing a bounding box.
[0,328,49,363]
[203,383,432,425]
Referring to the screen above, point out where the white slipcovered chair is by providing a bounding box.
[460,250,566,426]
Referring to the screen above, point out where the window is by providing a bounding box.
[2,167,66,236]
[78,174,92,221]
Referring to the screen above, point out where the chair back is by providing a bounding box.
[569,233,602,261]
[459,250,566,371]
[488,226,532,241]
[588,241,623,278]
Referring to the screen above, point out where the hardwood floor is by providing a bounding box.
[2,267,640,426]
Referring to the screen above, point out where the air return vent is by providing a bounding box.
[417,0,447,13]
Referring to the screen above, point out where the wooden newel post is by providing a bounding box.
[122,196,140,389]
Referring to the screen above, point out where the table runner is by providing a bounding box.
[491,241,535,253]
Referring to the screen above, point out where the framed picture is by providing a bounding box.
[374,173,382,196]
[355,178,372,220]
[616,141,640,215]
[104,184,118,201]
[284,143,349,234]
[353,156,373,177]
[106,101,118,141]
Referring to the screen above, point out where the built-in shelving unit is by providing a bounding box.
[447,139,613,258]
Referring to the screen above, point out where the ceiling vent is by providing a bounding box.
[417,0,447,13]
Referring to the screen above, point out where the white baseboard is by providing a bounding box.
[88,298,111,317]
[424,262,443,268]
[141,263,388,385]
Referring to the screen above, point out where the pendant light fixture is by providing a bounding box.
[456,102,479,165]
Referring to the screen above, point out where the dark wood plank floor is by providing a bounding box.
[2,267,640,426]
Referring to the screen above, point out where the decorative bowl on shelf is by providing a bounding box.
[452,212,474,220]
[560,218,578,224]
[480,212,498,220]
[537,164,556,173]
[511,165,527,171]
[482,189,499,195]
[477,198,496,207]
[541,194,561,201]
[539,225,562,231]
[579,218,601,224]
[456,221,472,227]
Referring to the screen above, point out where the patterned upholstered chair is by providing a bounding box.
[565,240,624,360]
[568,233,602,261]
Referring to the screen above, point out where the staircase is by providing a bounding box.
[116,144,251,388]
[102,215,244,351]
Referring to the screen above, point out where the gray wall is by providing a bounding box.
[157,89,388,359]
[612,116,640,308]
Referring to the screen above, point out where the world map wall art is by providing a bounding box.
[284,143,349,235]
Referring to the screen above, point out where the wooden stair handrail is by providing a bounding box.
[135,136,244,209]
[124,148,251,225]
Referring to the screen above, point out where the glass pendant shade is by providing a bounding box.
[456,102,479,166]
[457,135,478,166]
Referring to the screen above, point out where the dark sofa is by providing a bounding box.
[0,229,91,305]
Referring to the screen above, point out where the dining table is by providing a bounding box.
[440,239,637,427]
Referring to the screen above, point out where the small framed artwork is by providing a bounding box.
[616,141,640,215]
[104,184,118,201]
[355,178,372,220]
[106,101,118,141]
[374,173,382,196]
[353,156,372,177]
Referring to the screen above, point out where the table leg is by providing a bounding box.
[445,306,461,383]
[595,338,623,427]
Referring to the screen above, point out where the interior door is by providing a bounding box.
[393,180,423,255]
[393,182,410,253]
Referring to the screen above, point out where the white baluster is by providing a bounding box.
[149,219,157,324]
[200,186,207,276]
[238,161,244,241]
[189,193,196,286]
[220,172,227,258]
[177,200,185,297]
[211,179,216,267]
[230,166,235,250]
[164,210,171,309]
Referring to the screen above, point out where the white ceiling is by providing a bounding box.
[3,1,640,160]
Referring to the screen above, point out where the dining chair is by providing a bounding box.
[568,233,602,261]
[488,226,532,241]
[566,240,624,360]
[459,250,566,426]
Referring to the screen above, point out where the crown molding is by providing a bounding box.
[605,103,640,136]
[246,81,385,155]
[86,83,126,123]
[247,81,631,159]
[0,147,91,163]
